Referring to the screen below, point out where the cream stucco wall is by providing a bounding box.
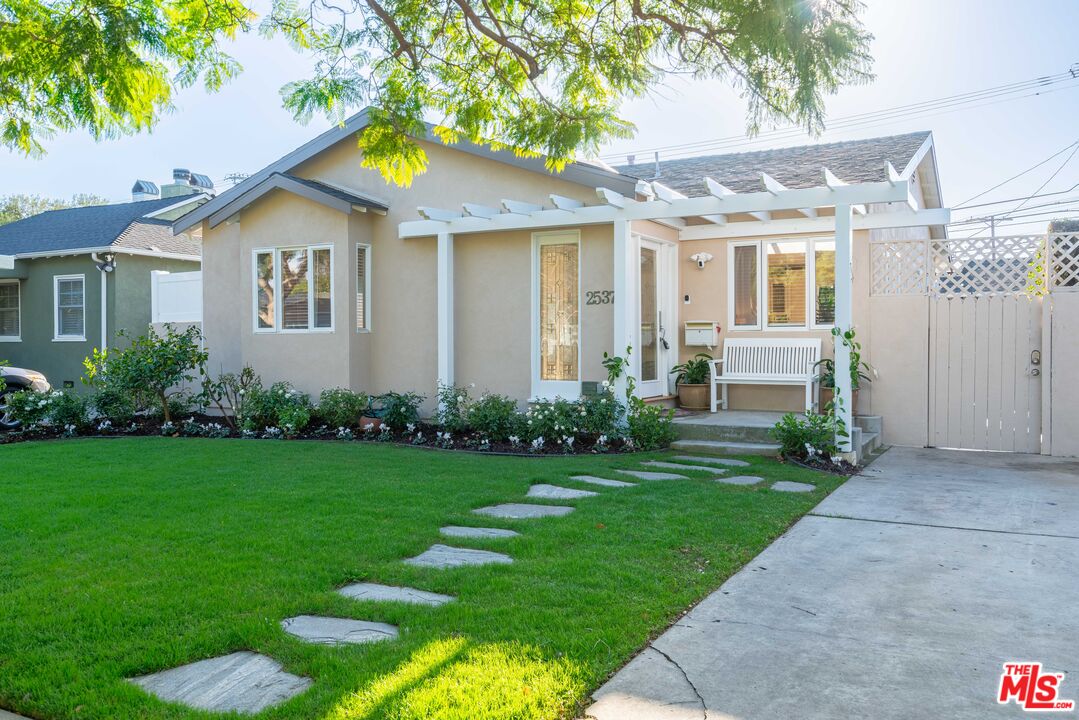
[1048,292,1079,457]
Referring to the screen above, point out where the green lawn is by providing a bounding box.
[0,438,843,720]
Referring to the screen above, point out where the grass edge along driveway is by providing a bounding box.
[0,438,843,720]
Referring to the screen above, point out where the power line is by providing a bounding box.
[600,64,1079,161]
[953,140,1079,207]
[1002,143,1079,218]
[950,182,1079,211]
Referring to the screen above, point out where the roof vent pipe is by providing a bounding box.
[653,151,660,179]
[627,155,635,167]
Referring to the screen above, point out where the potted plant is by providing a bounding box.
[670,353,713,410]
[813,357,874,415]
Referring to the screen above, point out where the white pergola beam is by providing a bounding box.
[821,167,866,215]
[400,178,911,238]
[419,206,461,222]
[502,199,543,215]
[678,207,950,241]
[653,181,724,225]
[596,187,628,208]
[463,203,501,219]
[704,177,735,198]
[550,194,584,211]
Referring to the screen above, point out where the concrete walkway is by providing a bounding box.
[587,447,1079,720]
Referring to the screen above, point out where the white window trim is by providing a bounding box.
[53,274,86,342]
[251,245,335,335]
[0,279,20,342]
[356,243,371,333]
[530,230,582,400]
[727,237,836,333]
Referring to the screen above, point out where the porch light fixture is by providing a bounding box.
[690,252,713,269]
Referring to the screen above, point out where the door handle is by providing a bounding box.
[1030,349,1041,365]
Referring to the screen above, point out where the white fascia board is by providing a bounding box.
[143,193,213,219]
[0,255,13,270]
[677,207,951,241]
[400,179,911,238]
[14,246,201,262]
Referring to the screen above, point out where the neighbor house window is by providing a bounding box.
[533,231,580,398]
[728,238,835,331]
[54,275,85,341]
[0,281,19,340]
[356,244,370,331]
[253,246,333,333]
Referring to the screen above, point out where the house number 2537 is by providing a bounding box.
[586,290,614,305]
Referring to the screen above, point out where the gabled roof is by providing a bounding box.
[614,132,934,197]
[0,196,204,257]
[174,107,639,234]
[201,172,389,229]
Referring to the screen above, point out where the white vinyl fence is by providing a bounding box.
[151,270,202,324]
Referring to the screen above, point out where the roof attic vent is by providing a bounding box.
[189,173,214,190]
[131,179,160,201]
[627,155,636,167]
[172,168,192,183]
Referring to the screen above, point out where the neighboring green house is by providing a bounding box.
[0,175,209,390]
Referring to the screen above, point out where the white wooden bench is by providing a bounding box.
[710,338,822,413]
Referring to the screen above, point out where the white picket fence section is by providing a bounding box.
[151,270,202,324]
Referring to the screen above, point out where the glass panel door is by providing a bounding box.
[640,246,658,382]
[539,241,579,382]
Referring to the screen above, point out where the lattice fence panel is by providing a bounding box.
[1050,233,1079,290]
[930,235,1045,297]
[870,241,929,296]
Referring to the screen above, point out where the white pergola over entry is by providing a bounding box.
[399,166,951,456]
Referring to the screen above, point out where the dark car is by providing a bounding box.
[1,366,51,429]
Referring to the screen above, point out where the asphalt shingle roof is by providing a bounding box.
[613,132,931,197]
[0,196,201,256]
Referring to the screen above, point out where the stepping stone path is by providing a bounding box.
[527,483,599,500]
[440,525,520,539]
[672,455,751,467]
[715,475,764,486]
[0,711,32,719]
[642,460,727,474]
[129,651,312,714]
[405,543,513,569]
[571,475,636,488]
[473,503,574,519]
[281,615,398,645]
[337,582,454,606]
[615,469,688,481]
[772,480,816,493]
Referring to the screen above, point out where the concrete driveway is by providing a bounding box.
[586,447,1079,719]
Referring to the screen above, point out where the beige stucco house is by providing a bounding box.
[174,110,1079,457]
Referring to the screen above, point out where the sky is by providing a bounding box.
[2,0,1078,236]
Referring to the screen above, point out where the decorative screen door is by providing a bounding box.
[533,232,580,398]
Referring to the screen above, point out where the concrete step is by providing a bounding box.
[673,422,775,444]
[670,439,781,457]
[854,415,883,435]
[860,431,881,456]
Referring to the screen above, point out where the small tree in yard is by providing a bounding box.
[84,325,208,424]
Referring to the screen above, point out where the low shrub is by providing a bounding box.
[90,387,136,425]
[378,391,424,431]
[467,393,521,441]
[435,383,472,432]
[315,388,371,429]
[579,388,624,437]
[770,412,838,461]
[242,382,312,432]
[524,398,583,442]
[627,403,675,450]
[200,366,261,429]
[5,389,51,426]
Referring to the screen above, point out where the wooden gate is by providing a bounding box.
[926,237,1044,452]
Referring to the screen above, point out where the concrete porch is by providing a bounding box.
[672,410,883,461]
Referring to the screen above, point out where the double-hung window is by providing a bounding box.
[356,244,371,331]
[253,246,334,333]
[0,281,19,341]
[729,238,836,331]
[54,275,85,341]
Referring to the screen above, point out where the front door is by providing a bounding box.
[638,238,673,397]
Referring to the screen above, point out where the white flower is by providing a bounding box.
[468,383,476,388]
[601,380,610,388]
[456,395,464,404]
[406,422,416,433]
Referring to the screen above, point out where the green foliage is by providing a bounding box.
[813,358,873,391]
[578,389,624,437]
[2,0,250,155]
[671,353,713,385]
[435,383,472,433]
[90,386,136,425]
[0,193,109,226]
[200,365,261,429]
[5,389,50,426]
[524,398,587,441]
[6,1,870,187]
[7,389,89,430]
[242,381,311,432]
[315,387,371,429]
[377,391,424,430]
[83,324,208,423]
[626,403,676,451]
[465,393,522,442]
[771,412,838,461]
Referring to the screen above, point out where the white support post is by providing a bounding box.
[436,231,454,399]
[612,220,635,404]
[833,203,855,456]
